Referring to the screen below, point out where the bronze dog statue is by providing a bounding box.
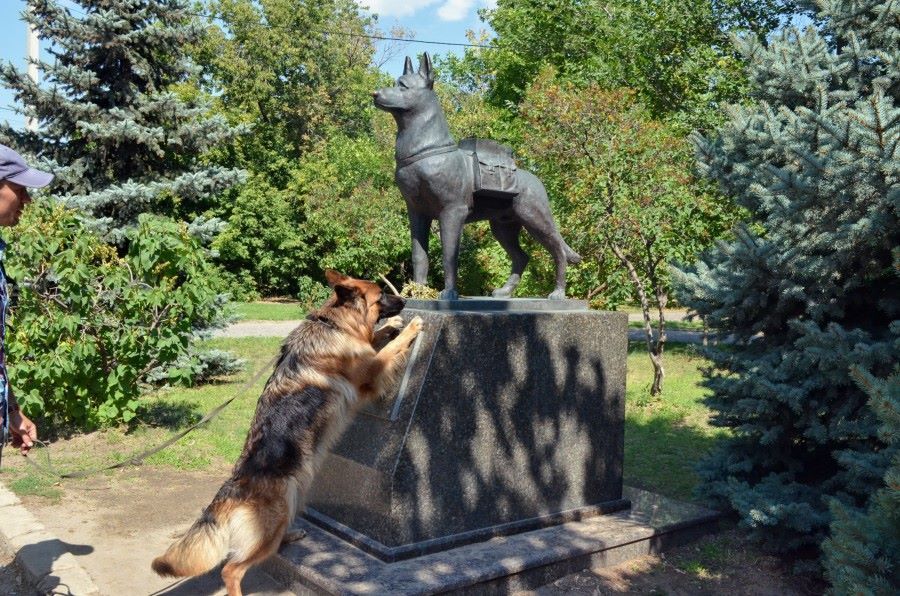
[373,53,581,300]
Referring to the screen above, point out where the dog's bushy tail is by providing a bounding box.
[152,504,230,578]
[564,242,582,265]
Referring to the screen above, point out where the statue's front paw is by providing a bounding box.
[438,288,459,300]
[492,286,513,298]
[548,288,566,300]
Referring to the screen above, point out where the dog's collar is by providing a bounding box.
[397,143,458,169]
[306,314,338,330]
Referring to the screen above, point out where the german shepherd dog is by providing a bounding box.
[151,271,423,596]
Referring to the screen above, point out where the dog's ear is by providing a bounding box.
[418,52,434,88]
[325,270,358,303]
[333,283,358,304]
[325,269,348,288]
[403,56,414,76]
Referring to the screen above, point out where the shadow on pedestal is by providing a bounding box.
[305,299,629,561]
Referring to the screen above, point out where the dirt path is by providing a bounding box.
[4,453,811,596]
[14,464,290,595]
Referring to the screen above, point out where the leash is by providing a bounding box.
[20,354,279,480]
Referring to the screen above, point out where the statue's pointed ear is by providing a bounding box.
[403,56,414,75]
[418,52,434,87]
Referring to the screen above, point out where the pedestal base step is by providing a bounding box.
[263,487,720,595]
[305,497,631,563]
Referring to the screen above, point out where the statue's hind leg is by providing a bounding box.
[520,209,571,300]
[490,220,528,298]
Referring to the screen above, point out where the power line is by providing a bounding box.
[60,3,490,49]
[1,4,492,123]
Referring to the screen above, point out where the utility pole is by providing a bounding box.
[26,18,39,131]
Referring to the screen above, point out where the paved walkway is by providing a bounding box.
[215,315,713,344]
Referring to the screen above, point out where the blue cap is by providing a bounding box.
[0,143,53,188]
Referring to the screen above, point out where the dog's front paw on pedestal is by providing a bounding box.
[405,316,424,336]
[382,315,404,329]
[376,316,404,339]
[438,288,459,300]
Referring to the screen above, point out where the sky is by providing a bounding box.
[0,0,494,130]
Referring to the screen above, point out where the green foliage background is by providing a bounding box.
[674,0,899,580]
[6,202,234,429]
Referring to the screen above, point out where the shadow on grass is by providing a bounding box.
[624,413,722,502]
[135,401,202,430]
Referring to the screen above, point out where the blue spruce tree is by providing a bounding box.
[0,0,244,241]
[823,363,900,594]
[0,1,246,425]
[674,0,899,568]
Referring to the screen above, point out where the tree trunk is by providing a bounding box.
[609,242,664,396]
[649,350,664,395]
[651,287,668,397]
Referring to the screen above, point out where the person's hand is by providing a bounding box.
[9,410,36,454]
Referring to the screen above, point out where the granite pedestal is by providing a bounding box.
[305,298,629,562]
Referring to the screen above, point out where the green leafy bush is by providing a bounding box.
[215,132,411,298]
[5,202,236,429]
[213,174,308,297]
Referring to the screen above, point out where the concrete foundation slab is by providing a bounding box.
[264,487,720,595]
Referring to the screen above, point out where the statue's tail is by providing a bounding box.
[564,242,582,265]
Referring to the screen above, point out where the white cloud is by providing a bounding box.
[360,0,440,18]
[437,0,476,21]
[358,0,492,19]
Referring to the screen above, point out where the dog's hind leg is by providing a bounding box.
[525,220,570,300]
[281,529,307,545]
[221,522,285,596]
[222,560,249,596]
[221,496,291,596]
[490,220,528,298]
[514,171,574,299]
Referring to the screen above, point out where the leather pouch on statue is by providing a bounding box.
[459,137,520,201]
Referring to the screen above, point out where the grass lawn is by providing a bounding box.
[7,337,724,504]
[627,320,705,331]
[623,342,728,500]
[2,337,282,497]
[232,301,305,321]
